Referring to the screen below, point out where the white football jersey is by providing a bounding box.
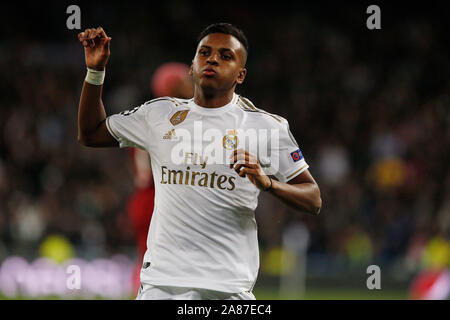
[106,93,309,293]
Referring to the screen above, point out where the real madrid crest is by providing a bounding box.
[170,110,189,126]
[222,129,239,150]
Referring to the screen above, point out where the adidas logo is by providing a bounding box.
[163,129,177,140]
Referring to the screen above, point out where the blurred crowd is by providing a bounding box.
[0,2,448,287]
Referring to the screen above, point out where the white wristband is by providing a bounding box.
[85,68,105,85]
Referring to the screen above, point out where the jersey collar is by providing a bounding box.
[189,93,238,115]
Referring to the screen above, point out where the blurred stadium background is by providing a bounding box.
[0,1,448,299]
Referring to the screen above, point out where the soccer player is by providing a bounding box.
[77,23,322,300]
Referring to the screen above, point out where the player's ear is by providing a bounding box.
[236,68,247,84]
[189,61,193,76]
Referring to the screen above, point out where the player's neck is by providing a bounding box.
[193,89,234,109]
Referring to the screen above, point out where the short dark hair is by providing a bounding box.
[197,23,249,54]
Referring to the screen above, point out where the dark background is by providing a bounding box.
[0,1,448,298]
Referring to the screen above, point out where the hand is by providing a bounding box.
[78,27,111,71]
[229,149,272,191]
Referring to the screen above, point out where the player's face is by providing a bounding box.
[190,33,247,94]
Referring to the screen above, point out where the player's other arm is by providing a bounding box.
[231,150,322,215]
[272,169,322,215]
[77,27,118,148]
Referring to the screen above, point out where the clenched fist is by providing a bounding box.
[78,27,111,71]
[230,149,272,191]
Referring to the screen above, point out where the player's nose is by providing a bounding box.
[206,53,219,65]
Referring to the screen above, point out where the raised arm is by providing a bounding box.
[77,27,118,148]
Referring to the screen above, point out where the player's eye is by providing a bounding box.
[199,49,209,56]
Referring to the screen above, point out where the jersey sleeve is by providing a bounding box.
[265,118,309,183]
[105,103,149,151]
